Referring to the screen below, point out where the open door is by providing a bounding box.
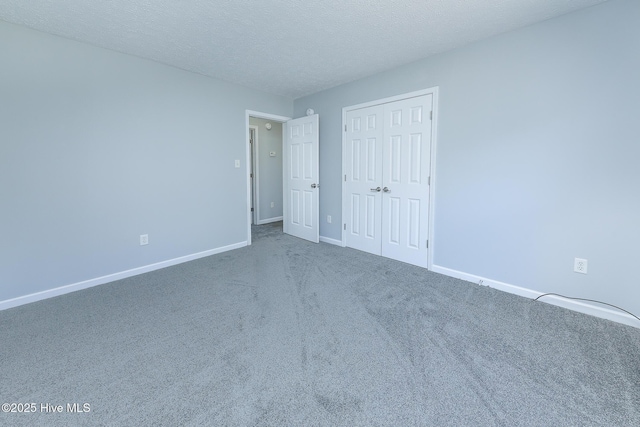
[283,114,319,243]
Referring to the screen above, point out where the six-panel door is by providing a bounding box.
[345,105,384,255]
[381,96,432,267]
[284,115,319,243]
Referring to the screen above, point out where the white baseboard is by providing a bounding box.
[319,236,343,246]
[0,241,248,312]
[257,216,283,225]
[431,264,639,329]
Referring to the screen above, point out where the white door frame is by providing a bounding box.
[249,125,259,225]
[245,110,292,246]
[341,87,439,269]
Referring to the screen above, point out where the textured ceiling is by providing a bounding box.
[0,0,607,99]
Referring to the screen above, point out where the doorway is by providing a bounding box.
[245,111,291,245]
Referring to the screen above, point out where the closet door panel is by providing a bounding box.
[381,95,432,268]
[345,105,384,255]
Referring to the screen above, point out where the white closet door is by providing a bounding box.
[284,114,319,243]
[345,105,384,254]
[381,95,432,267]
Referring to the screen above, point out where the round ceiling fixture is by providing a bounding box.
[265,123,272,130]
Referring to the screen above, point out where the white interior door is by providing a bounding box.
[381,95,432,267]
[343,93,433,268]
[284,114,319,243]
[345,105,384,254]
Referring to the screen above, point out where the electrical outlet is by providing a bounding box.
[327,215,332,223]
[271,202,275,208]
[140,234,149,246]
[574,258,587,274]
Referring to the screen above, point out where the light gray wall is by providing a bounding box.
[249,117,283,222]
[294,0,640,316]
[0,21,292,302]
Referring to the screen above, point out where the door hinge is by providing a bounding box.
[428,176,430,185]
[344,224,346,230]
[251,208,254,212]
[344,174,347,182]
[344,124,347,132]
[250,173,253,178]
[426,239,429,248]
[430,111,433,120]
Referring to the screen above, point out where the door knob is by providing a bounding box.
[311,183,319,188]
[383,187,390,193]
[370,187,381,192]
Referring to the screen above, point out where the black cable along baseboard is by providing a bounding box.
[534,293,640,322]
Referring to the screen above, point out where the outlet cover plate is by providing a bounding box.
[574,258,587,274]
[140,234,149,246]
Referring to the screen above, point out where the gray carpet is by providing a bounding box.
[1,221,639,426]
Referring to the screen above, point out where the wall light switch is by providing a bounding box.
[234,160,240,168]
[140,234,149,245]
